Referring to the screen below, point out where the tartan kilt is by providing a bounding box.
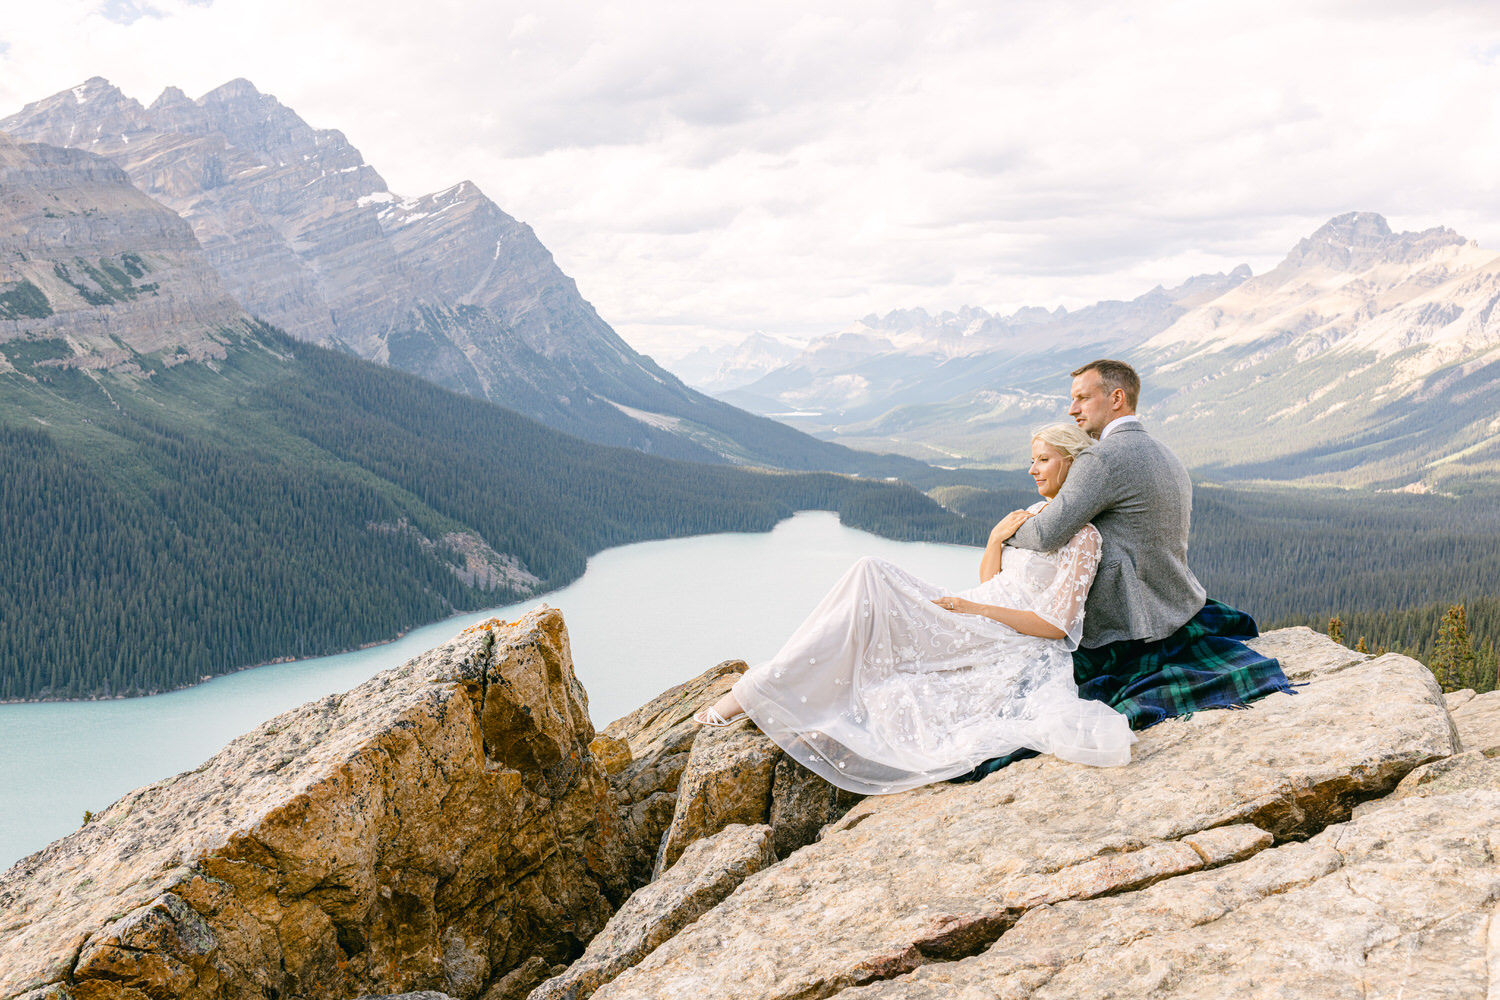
[953,599,1292,782]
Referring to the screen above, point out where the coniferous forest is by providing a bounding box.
[6,320,1498,701]
[0,324,984,701]
[935,480,1500,692]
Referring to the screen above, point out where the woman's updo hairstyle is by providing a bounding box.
[1032,422,1094,461]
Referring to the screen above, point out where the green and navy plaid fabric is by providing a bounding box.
[954,599,1292,782]
[1072,598,1294,730]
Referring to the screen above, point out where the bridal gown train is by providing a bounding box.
[732,507,1135,794]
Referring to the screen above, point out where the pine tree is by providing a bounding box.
[1355,636,1368,654]
[1430,604,1476,692]
[1328,616,1345,647]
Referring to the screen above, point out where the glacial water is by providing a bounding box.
[0,512,981,869]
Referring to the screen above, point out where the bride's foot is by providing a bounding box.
[693,692,745,727]
[692,705,745,727]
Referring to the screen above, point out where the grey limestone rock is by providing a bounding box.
[837,758,1500,999]
[1451,688,1500,752]
[652,719,781,877]
[529,824,777,1000]
[592,649,1455,1000]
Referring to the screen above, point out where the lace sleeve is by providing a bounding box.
[1033,523,1102,649]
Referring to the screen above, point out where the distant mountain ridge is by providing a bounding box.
[711,266,1251,458]
[0,77,949,475]
[1144,212,1500,486]
[707,213,1500,489]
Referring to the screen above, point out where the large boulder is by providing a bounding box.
[602,660,745,887]
[530,824,777,1000]
[836,754,1500,998]
[1451,689,1500,752]
[653,720,781,876]
[592,648,1456,999]
[0,609,629,1000]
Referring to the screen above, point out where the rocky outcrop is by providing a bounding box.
[529,824,777,1000]
[0,609,635,1000]
[593,630,1457,999]
[833,760,1500,998]
[600,663,863,884]
[600,659,746,887]
[6,622,1492,1000]
[653,721,781,876]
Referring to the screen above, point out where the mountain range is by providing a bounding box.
[0,77,957,478]
[0,127,990,700]
[702,214,1500,490]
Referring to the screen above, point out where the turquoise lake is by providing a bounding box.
[0,512,981,869]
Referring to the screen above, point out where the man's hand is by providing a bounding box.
[989,509,1035,544]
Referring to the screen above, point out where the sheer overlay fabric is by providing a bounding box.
[733,508,1134,794]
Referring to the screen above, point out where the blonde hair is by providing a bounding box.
[1032,422,1093,461]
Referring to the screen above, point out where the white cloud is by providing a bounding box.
[3,0,1500,358]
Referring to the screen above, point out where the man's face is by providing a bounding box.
[1069,370,1116,438]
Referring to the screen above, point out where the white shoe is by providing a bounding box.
[693,705,745,727]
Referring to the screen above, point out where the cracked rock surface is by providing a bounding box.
[529,824,777,1000]
[0,609,631,1000]
[593,638,1454,1000]
[838,754,1500,998]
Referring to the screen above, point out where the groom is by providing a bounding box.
[1006,359,1292,730]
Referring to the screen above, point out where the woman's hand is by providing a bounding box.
[989,509,1035,544]
[932,596,1067,639]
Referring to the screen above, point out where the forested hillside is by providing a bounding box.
[0,324,974,702]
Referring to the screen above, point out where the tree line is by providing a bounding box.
[0,327,975,701]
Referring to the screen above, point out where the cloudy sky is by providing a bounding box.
[3,0,1500,359]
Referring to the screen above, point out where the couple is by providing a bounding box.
[694,359,1292,795]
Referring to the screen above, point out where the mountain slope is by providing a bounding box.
[1141,212,1500,486]
[722,213,1500,487]
[0,134,987,701]
[0,78,956,475]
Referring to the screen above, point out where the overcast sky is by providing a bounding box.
[4,0,1500,359]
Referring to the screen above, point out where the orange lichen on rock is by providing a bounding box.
[462,616,524,635]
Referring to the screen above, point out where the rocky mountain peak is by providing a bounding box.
[5,77,149,149]
[1283,211,1466,271]
[3,76,861,470]
[199,77,263,102]
[149,85,192,111]
[69,76,129,107]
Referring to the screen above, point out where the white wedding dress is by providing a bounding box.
[733,506,1135,794]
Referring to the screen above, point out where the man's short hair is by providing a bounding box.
[1072,359,1140,410]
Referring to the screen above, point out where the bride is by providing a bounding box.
[694,422,1135,794]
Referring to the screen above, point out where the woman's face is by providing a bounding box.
[1029,440,1072,499]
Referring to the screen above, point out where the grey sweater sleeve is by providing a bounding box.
[1010,449,1112,552]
